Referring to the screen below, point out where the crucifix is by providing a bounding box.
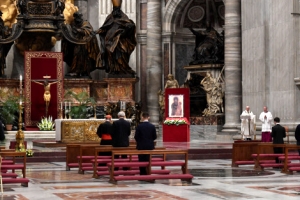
[31,75,59,117]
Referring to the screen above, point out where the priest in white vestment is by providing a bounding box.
[240,106,256,140]
[259,106,273,142]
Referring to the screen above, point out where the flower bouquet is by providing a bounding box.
[37,116,55,131]
[26,149,34,157]
[163,118,187,126]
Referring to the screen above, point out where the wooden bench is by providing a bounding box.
[251,144,300,172]
[254,143,289,171]
[78,145,139,174]
[107,149,193,183]
[66,141,138,171]
[92,156,166,177]
[0,152,29,187]
[281,145,300,174]
[92,147,166,178]
[66,144,100,171]
[232,141,273,167]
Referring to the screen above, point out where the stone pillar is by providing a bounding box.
[146,0,162,124]
[74,0,88,20]
[222,0,242,133]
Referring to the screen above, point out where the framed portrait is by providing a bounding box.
[168,94,184,117]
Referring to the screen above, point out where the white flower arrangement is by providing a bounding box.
[37,116,55,131]
[26,149,34,157]
[163,119,187,126]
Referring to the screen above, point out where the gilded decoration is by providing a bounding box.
[0,79,20,104]
[94,87,108,103]
[91,81,107,102]
[15,33,57,55]
[84,121,100,141]
[61,120,103,143]
[24,52,63,126]
[27,2,53,15]
[0,0,18,28]
[63,80,92,105]
[109,84,131,101]
[104,78,138,103]
[63,0,78,25]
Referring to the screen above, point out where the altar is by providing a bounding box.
[55,119,132,143]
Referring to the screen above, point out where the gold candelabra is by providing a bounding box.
[15,102,25,152]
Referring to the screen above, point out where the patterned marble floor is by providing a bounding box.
[2,158,300,200]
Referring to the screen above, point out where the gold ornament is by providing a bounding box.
[111,0,122,7]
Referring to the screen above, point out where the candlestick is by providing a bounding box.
[20,75,22,95]
[64,102,67,119]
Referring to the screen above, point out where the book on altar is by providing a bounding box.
[240,115,251,120]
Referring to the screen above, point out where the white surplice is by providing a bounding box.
[259,111,273,132]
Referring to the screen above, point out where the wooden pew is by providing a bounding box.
[232,141,273,167]
[253,143,299,171]
[66,141,138,171]
[254,143,287,170]
[78,144,139,174]
[0,151,29,187]
[281,144,300,174]
[66,143,99,171]
[107,149,193,183]
[91,146,166,178]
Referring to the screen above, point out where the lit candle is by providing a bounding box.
[20,100,22,105]
[20,75,22,95]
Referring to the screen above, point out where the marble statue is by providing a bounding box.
[157,89,165,122]
[201,72,224,116]
[164,74,179,89]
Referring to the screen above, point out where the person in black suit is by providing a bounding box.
[111,111,131,164]
[295,124,300,155]
[134,112,157,175]
[0,120,5,141]
[112,111,131,147]
[271,117,286,163]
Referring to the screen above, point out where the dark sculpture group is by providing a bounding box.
[0,0,137,78]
